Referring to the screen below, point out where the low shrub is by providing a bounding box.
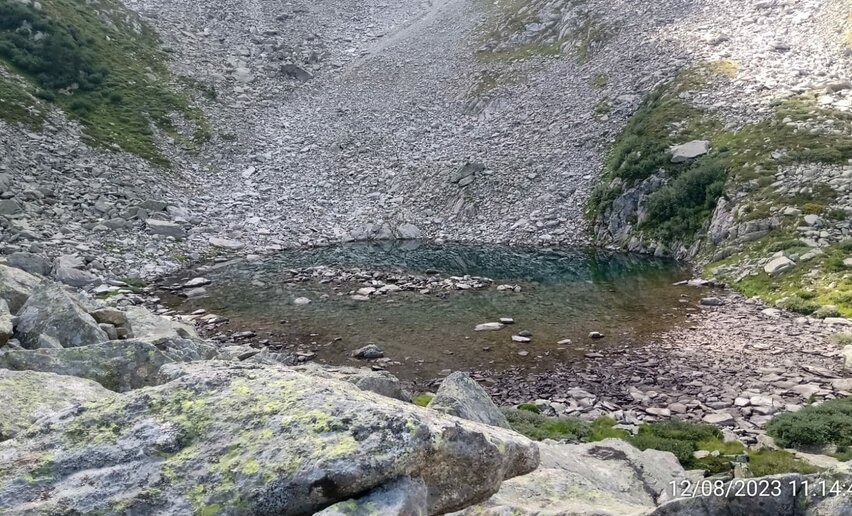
[517,403,541,413]
[588,416,629,441]
[768,240,803,253]
[766,397,852,448]
[502,408,587,442]
[780,296,821,315]
[412,393,433,407]
[814,305,841,319]
[629,434,695,465]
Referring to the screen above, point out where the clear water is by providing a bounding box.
[160,241,694,381]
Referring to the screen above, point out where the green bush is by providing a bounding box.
[780,296,821,315]
[641,160,727,243]
[628,434,696,465]
[768,240,804,253]
[502,408,587,442]
[767,397,852,448]
[840,240,852,252]
[517,403,541,413]
[814,305,841,319]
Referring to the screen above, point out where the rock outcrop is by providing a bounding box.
[0,361,539,515]
[0,369,113,440]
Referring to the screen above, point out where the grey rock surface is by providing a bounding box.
[428,371,511,429]
[0,361,539,515]
[14,283,108,349]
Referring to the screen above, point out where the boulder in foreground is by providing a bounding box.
[0,369,113,441]
[0,362,539,515]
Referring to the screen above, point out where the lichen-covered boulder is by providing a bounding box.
[0,264,40,313]
[0,369,113,441]
[316,476,428,516]
[0,340,172,391]
[0,362,539,515]
[14,282,108,349]
[428,371,510,429]
[453,438,685,515]
[0,299,12,346]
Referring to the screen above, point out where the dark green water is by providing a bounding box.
[160,242,695,380]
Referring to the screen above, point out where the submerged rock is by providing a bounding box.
[0,362,539,515]
[428,371,511,429]
[351,343,384,359]
[0,369,113,440]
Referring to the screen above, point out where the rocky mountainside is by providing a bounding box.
[1,0,847,284]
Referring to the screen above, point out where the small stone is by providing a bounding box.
[589,331,604,339]
[499,318,515,324]
[352,344,384,359]
[670,140,710,163]
[703,412,735,426]
[146,219,186,240]
[475,322,504,331]
[293,297,311,305]
[764,256,795,276]
[183,277,211,288]
[209,237,245,250]
[511,335,531,343]
[700,297,725,306]
[518,330,532,338]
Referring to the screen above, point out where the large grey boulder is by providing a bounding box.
[428,371,511,429]
[317,476,428,516]
[0,299,12,346]
[670,140,710,163]
[0,362,539,515]
[454,438,685,515]
[0,264,40,313]
[146,219,186,239]
[0,340,173,391]
[53,266,100,288]
[124,306,216,361]
[0,369,113,440]
[765,256,796,276]
[14,282,108,349]
[6,252,50,276]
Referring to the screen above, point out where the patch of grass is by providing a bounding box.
[517,402,541,413]
[628,420,726,470]
[413,393,433,407]
[0,0,208,165]
[120,276,146,290]
[831,332,852,346]
[0,67,45,128]
[697,437,746,455]
[767,397,852,448]
[747,449,821,476]
[502,408,586,442]
[592,73,608,89]
[588,416,629,441]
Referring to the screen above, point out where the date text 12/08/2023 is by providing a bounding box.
[670,479,852,498]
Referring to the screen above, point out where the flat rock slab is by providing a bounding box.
[670,140,710,163]
[0,362,538,515]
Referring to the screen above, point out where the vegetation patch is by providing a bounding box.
[0,0,209,165]
[412,393,433,407]
[502,407,587,442]
[747,449,821,476]
[767,397,852,449]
